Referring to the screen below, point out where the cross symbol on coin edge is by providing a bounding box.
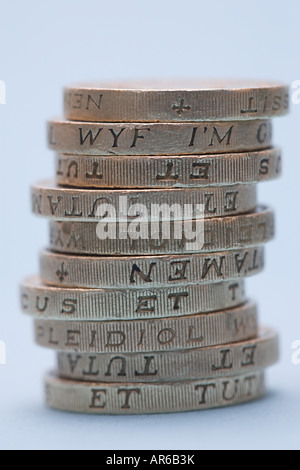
[172,99,191,116]
[56,262,69,282]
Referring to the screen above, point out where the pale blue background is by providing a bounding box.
[0,0,299,450]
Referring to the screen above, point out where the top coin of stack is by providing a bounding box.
[63,80,289,122]
[22,80,288,415]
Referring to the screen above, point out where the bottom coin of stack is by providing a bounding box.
[45,371,267,414]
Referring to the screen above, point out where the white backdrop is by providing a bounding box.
[0,0,299,450]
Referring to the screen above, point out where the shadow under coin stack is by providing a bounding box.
[21,81,289,414]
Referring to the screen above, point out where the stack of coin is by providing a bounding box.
[21,81,289,414]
